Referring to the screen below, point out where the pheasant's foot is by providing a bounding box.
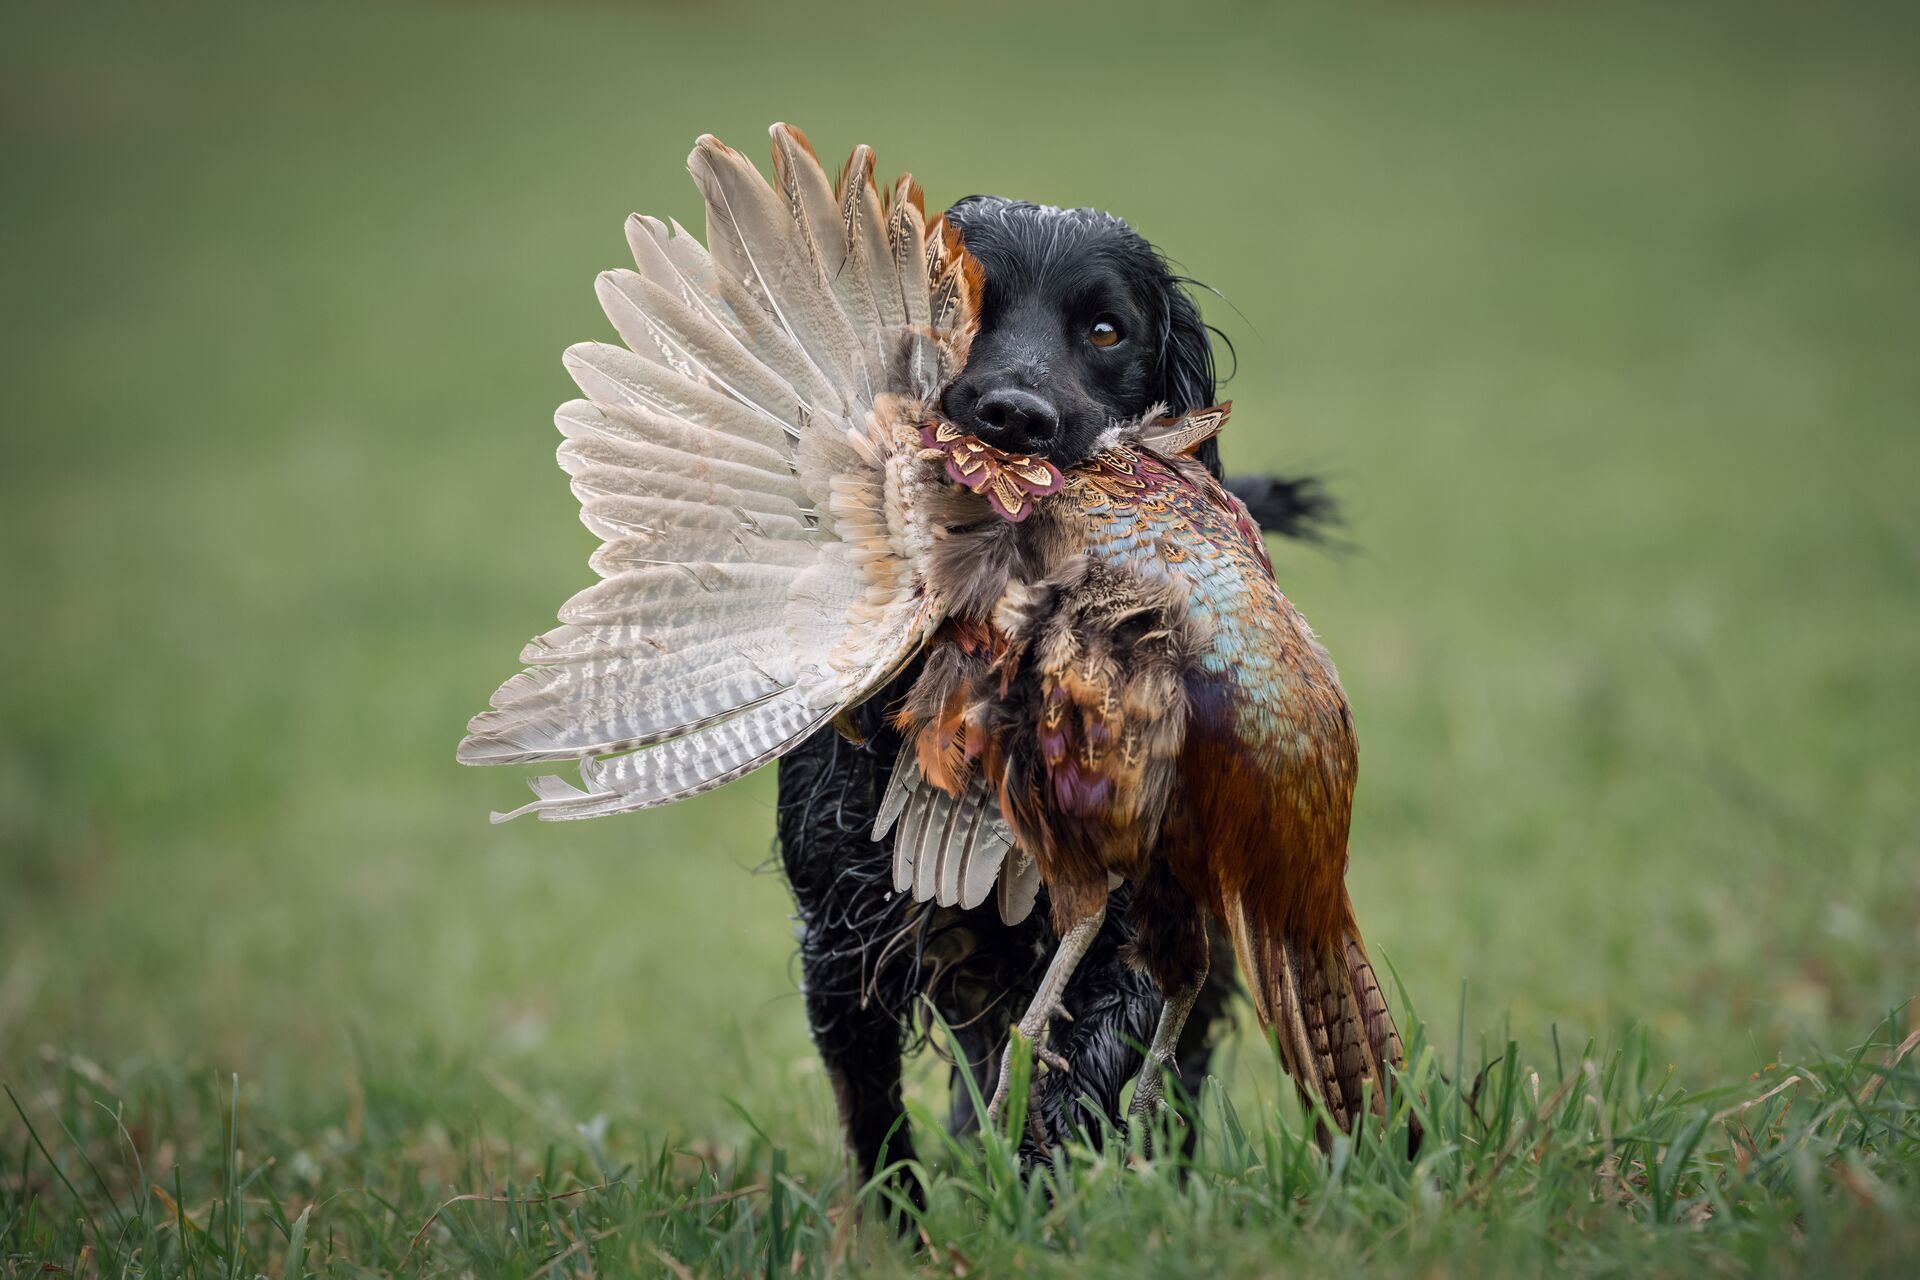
[981,905,1107,1130]
[985,1052,1014,1127]
[984,1020,1072,1127]
[1126,967,1208,1157]
[1127,1052,1176,1122]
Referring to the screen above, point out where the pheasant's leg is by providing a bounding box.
[1125,861,1214,1140]
[936,913,1034,1139]
[1128,949,1210,1121]
[985,902,1108,1127]
[1172,927,1238,1102]
[1023,885,1162,1160]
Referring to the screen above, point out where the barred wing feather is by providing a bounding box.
[459,125,966,821]
[875,760,1027,924]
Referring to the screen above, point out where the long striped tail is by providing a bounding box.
[1223,893,1407,1147]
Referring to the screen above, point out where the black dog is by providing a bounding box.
[775,196,1335,1191]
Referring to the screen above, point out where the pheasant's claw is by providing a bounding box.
[985,1022,1075,1129]
[1128,1054,1173,1120]
[983,907,1106,1133]
[984,1031,1020,1128]
[1126,1053,1184,1160]
[1128,970,1209,1157]
[1023,1105,1052,1157]
[985,1065,1013,1128]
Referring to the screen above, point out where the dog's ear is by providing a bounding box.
[1156,286,1217,416]
[1156,285,1224,475]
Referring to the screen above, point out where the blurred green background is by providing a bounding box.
[3,0,1915,1163]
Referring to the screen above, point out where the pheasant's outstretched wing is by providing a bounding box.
[459,125,974,821]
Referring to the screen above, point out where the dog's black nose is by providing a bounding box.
[970,388,1059,453]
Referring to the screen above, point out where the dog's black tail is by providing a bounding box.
[1226,472,1343,544]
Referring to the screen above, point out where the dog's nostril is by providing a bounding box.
[972,388,1059,450]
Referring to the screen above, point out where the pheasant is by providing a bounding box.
[460,125,1405,1140]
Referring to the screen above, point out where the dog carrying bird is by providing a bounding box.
[459,124,1403,1141]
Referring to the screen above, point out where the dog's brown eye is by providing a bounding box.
[1087,319,1122,349]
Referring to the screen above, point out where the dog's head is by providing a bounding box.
[939,196,1220,471]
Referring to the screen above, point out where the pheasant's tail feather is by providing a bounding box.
[1225,892,1404,1149]
[460,124,966,820]
[1343,928,1405,1090]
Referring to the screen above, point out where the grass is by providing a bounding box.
[5,1013,1917,1276]
[3,0,1917,1273]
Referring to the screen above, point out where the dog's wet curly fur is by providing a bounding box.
[775,196,1336,1186]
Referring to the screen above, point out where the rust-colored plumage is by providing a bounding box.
[891,420,1405,1137]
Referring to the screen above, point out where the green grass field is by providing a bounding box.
[4,0,1917,1274]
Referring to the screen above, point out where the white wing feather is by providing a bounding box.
[460,125,960,821]
[876,744,1021,920]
